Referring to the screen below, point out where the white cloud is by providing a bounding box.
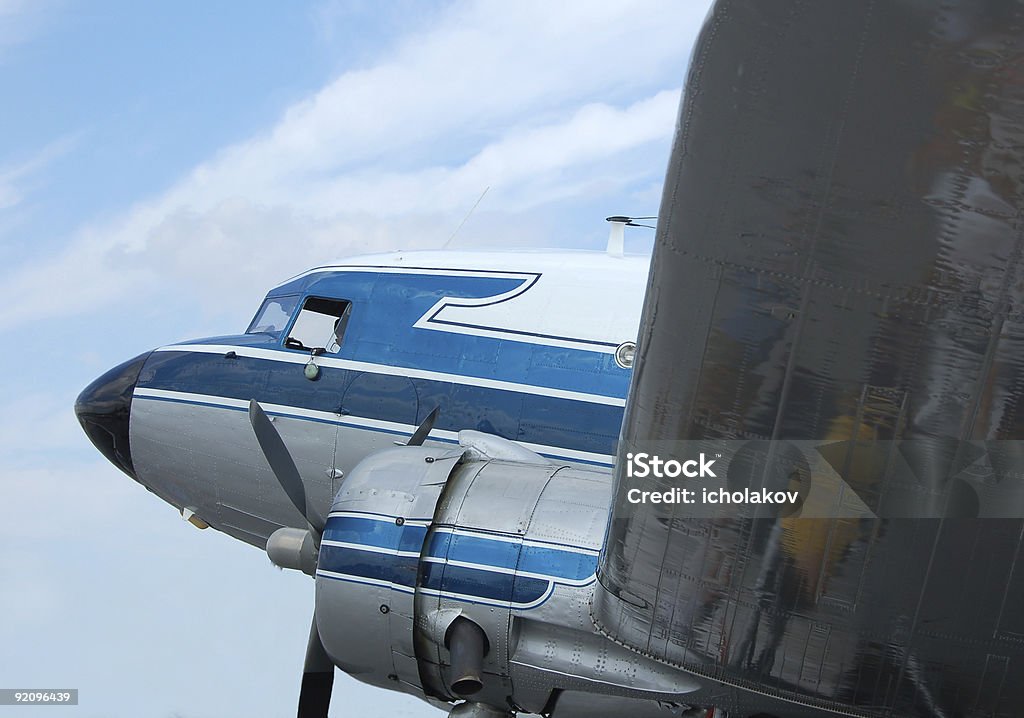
[0,0,694,538]
[0,135,77,211]
[0,5,717,715]
[0,0,704,334]
[295,90,681,215]
[0,0,58,57]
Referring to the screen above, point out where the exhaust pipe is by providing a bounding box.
[447,617,487,696]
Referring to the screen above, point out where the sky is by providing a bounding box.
[0,2,713,716]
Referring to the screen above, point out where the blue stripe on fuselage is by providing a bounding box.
[318,544,419,589]
[323,515,427,553]
[426,532,596,582]
[137,350,623,456]
[427,531,520,570]
[316,514,596,608]
[419,560,550,605]
[249,269,632,397]
[518,544,596,581]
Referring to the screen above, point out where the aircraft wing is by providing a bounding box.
[593,1,1024,715]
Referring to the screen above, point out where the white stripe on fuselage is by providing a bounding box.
[133,387,614,466]
[279,264,538,282]
[151,343,626,407]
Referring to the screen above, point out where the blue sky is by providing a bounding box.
[0,2,711,716]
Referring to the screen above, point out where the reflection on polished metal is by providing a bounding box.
[596,1,1024,716]
[74,351,152,479]
[448,701,513,718]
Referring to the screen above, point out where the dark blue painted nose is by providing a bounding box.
[75,351,152,479]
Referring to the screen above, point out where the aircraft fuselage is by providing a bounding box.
[78,250,647,548]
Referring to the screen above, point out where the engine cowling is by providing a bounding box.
[311,444,701,716]
[314,445,459,698]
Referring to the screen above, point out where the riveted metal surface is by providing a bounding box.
[595,1,1024,716]
[507,466,701,712]
[316,447,455,694]
[131,398,338,547]
[416,460,557,705]
[523,466,611,549]
[450,460,558,536]
[409,458,703,712]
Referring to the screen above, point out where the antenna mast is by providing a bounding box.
[605,215,656,257]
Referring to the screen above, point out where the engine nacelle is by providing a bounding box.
[314,445,456,698]
[313,444,701,716]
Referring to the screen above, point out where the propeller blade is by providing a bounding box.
[250,403,333,715]
[297,614,334,718]
[248,399,324,534]
[407,406,439,447]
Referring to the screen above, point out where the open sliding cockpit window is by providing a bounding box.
[284,296,351,354]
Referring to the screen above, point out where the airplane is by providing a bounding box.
[76,2,1024,717]
[75,248,647,545]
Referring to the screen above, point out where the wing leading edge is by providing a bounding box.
[594,2,1024,716]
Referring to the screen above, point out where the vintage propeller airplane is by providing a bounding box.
[77,2,1024,717]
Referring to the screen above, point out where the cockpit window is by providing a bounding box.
[246,296,299,338]
[285,296,351,354]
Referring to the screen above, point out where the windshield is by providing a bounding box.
[246,295,299,338]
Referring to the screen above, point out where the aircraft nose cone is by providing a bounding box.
[75,351,152,479]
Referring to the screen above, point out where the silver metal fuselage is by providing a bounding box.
[125,250,648,549]
[78,248,710,716]
[312,445,701,715]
